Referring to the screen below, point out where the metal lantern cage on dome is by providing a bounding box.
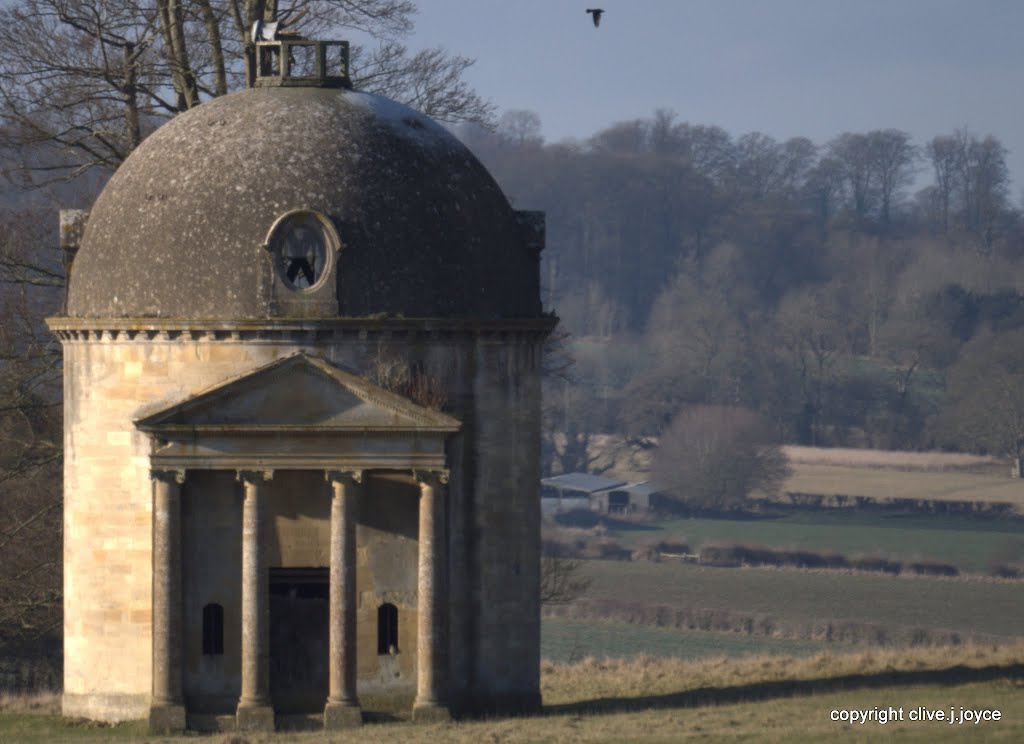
[252,19,351,89]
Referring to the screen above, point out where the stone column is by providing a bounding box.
[412,470,450,722]
[149,468,186,734]
[236,470,275,731]
[324,469,363,729]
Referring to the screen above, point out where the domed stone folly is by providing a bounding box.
[48,38,552,733]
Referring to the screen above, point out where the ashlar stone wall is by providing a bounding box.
[55,321,548,722]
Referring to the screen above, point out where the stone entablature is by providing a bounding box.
[47,317,555,344]
[135,354,460,474]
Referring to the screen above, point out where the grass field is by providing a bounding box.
[598,440,1024,507]
[3,645,1023,742]
[781,446,1001,471]
[782,463,1024,506]
[542,619,833,663]
[606,510,1024,574]
[574,560,1024,640]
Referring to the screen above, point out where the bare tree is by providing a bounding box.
[496,109,543,148]
[348,40,492,124]
[543,382,615,476]
[924,129,1009,246]
[926,134,963,233]
[826,129,917,224]
[729,133,815,202]
[931,329,1024,475]
[654,405,789,511]
[0,209,64,644]
[961,132,1009,248]
[828,132,875,220]
[803,155,845,229]
[774,285,847,446]
[0,0,493,185]
[539,556,590,605]
[869,129,917,225]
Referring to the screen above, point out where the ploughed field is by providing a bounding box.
[554,560,1024,644]
[541,619,831,663]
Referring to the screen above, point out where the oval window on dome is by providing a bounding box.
[267,211,336,291]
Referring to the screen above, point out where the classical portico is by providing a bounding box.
[138,354,459,732]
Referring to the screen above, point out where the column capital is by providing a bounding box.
[235,469,274,484]
[151,468,186,485]
[413,469,449,487]
[325,469,364,485]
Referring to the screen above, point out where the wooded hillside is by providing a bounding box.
[459,110,1024,473]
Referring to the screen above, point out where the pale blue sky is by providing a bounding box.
[405,0,1024,190]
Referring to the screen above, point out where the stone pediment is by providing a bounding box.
[135,353,460,434]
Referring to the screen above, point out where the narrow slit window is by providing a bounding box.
[377,603,398,655]
[202,603,224,655]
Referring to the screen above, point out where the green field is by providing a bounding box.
[542,619,832,663]
[576,560,1024,640]
[606,510,1024,574]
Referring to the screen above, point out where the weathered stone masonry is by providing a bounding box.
[49,35,552,732]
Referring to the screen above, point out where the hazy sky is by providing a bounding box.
[405,0,1024,191]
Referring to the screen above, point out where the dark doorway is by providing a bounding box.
[270,567,329,713]
[608,490,630,514]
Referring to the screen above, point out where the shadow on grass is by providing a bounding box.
[543,663,1024,716]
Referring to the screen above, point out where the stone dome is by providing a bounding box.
[67,86,542,319]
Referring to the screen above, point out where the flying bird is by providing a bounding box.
[586,8,604,27]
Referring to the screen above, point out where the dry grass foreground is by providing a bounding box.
[3,642,1024,742]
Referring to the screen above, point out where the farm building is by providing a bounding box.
[541,473,661,513]
[541,473,626,513]
[47,36,553,733]
[590,481,662,513]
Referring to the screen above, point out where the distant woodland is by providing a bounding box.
[457,110,1024,475]
[2,0,1024,647]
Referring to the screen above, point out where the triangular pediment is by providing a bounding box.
[135,353,460,433]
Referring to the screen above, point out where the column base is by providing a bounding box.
[236,703,275,731]
[412,701,451,723]
[148,703,186,734]
[324,701,362,729]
